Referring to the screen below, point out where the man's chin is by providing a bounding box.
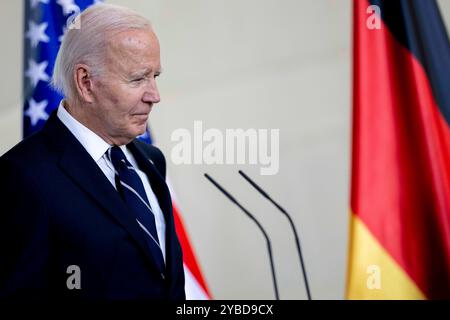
[133,125,148,139]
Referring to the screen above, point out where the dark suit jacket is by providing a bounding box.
[0,111,185,300]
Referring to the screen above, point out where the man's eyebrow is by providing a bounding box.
[131,67,163,77]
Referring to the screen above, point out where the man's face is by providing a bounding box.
[90,28,161,144]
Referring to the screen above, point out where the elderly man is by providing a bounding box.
[0,4,185,300]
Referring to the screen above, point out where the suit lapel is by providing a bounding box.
[43,112,164,273]
[128,141,172,222]
[128,141,180,281]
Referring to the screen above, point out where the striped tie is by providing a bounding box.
[108,146,165,270]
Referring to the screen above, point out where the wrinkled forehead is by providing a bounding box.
[105,29,161,75]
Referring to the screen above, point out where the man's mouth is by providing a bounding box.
[132,110,150,116]
[132,106,152,117]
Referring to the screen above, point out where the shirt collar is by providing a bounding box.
[57,100,112,163]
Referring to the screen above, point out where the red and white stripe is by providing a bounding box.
[167,179,211,299]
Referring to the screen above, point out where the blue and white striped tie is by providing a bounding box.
[109,146,165,271]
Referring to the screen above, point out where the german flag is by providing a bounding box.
[347,0,450,299]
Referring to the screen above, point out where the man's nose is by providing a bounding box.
[142,78,160,104]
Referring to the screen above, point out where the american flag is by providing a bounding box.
[23,0,210,299]
[23,0,101,136]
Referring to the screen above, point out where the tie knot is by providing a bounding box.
[109,146,129,169]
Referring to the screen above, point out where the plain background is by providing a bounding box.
[1,0,449,299]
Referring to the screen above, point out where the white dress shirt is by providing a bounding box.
[57,101,166,262]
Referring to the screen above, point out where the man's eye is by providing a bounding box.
[132,78,144,82]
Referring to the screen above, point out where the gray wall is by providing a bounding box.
[1,0,449,299]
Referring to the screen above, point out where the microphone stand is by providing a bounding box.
[204,173,280,300]
[238,170,312,300]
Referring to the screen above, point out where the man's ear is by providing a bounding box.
[74,64,94,103]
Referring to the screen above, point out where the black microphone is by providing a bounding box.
[204,173,280,300]
[238,170,312,300]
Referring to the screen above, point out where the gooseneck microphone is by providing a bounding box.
[238,170,312,300]
[204,173,280,300]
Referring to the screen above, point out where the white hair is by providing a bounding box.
[51,4,152,101]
